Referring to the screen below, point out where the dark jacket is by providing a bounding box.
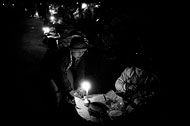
[41,47,86,94]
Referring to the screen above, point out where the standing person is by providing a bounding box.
[40,36,89,123]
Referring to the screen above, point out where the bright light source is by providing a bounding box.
[81,81,90,91]
[42,27,50,34]
[49,9,57,15]
[34,11,39,18]
[50,16,55,21]
[95,4,100,8]
[81,80,91,95]
[81,3,88,9]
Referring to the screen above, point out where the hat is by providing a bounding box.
[70,36,88,49]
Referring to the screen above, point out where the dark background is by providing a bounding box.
[1,0,166,124]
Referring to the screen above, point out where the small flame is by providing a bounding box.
[81,80,91,94]
[42,27,50,34]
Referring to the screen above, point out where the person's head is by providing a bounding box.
[69,36,88,59]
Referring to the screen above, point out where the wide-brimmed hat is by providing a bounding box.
[70,36,88,49]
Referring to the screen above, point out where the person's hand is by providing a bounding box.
[74,88,86,99]
[66,96,75,105]
[69,90,75,97]
[66,90,76,105]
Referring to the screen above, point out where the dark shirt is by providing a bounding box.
[70,55,86,89]
[41,47,86,94]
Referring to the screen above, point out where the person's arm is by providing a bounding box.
[53,67,73,94]
[115,68,131,93]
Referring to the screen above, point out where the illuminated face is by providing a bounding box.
[71,49,87,59]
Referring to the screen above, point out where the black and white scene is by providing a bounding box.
[2,0,167,125]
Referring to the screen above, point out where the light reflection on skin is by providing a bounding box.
[71,49,87,60]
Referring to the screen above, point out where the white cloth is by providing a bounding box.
[74,94,106,122]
